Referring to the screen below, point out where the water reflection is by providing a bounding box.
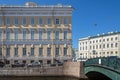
[0,76,86,80]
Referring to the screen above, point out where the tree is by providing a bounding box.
[72,48,76,58]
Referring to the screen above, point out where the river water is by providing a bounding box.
[0,76,87,80]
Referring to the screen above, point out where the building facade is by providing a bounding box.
[0,2,74,64]
[79,32,120,59]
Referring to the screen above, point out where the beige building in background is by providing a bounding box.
[79,32,120,59]
[0,2,74,64]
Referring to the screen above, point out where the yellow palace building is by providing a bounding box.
[0,2,74,64]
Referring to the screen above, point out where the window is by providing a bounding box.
[64,18,68,25]
[111,38,113,41]
[0,18,2,26]
[39,48,43,56]
[55,31,59,39]
[22,60,26,64]
[14,18,18,25]
[14,48,18,56]
[107,38,109,41]
[0,31,2,40]
[6,30,10,40]
[23,30,26,40]
[55,18,59,25]
[39,31,43,39]
[55,48,59,56]
[93,46,95,49]
[31,48,34,56]
[0,48,2,57]
[99,40,101,42]
[86,46,87,50]
[83,47,84,50]
[31,60,34,63]
[6,48,10,57]
[47,31,51,39]
[23,17,26,25]
[23,48,26,56]
[103,44,105,48]
[47,48,51,56]
[6,18,10,25]
[14,30,18,40]
[64,31,67,39]
[115,37,117,40]
[80,43,81,45]
[39,60,43,64]
[6,60,10,64]
[107,44,109,48]
[47,18,51,25]
[115,43,118,47]
[64,48,67,56]
[111,43,113,48]
[31,17,34,25]
[47,60,51,64]
[99,45,101,49]
[14,60,18,63]
[96,45,98,49]
[96,40,98,43]
[31,30,34,40]
[39,18,43,25]
[90,46,91,49]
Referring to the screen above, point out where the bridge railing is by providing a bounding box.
[85,56,120,71]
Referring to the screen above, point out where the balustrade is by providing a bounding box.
[0,39,71,45]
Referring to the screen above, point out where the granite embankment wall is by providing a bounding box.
[0,62,87,79]
[63,62,86,78]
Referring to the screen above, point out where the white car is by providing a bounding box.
[28,61,41,67]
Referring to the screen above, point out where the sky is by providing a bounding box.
[0,0,120,48]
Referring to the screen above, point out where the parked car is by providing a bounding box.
[50,63,56,66]
[27,61,41,67]
[57,62,63,66]
[0,61,5,67]
[11,62,25,68]
[50,62,63,67]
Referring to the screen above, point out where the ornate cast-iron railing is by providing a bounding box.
[85,56,120,71]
